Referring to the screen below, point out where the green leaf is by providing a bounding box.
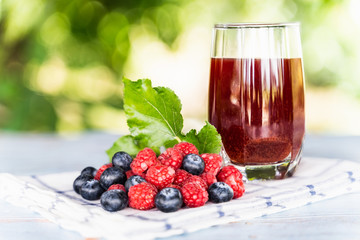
[106,135,143,159]
[123,78,183,149]
[107,78,222,159]
[182,121,222,154]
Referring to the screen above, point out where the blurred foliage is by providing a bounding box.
[0,0,184,131]
[0,0,359,132]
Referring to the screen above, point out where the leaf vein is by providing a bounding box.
[128,87,177,138]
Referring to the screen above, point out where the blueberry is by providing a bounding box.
[100,190,128,212]
[99,167,127,190]
[208,182,234,203]
[80,179,105,200]
[125,175,146,192]
[112,151,133,171]
[182,154,205,175]
[81,166,97,178]
[73,174,93,194]
[155,187,183,213]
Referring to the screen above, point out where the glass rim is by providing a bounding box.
[214,22,300,29]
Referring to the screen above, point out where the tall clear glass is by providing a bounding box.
[208,23,305,180]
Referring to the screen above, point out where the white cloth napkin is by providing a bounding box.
[1,157,360,240]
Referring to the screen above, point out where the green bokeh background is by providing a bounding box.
[1,0,360,133]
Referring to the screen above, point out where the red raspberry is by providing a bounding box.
[108,184,126,192]
[130,148,157,175]
[145,165,175,189]
[217,165,242,182]
[126,170,135,179]
[125,170,146,179]
[174,142,199,156]
[224,175,245,199]
[147,181,159,192]
[94,163,113,180]
[181,183,208,208]
[200,172,217,187]
[165,184,182,191]
[200,153,223,175]
[158,148,183,170]
[173,169,191,186]
[128,182,157,210]
[182,175,208,190]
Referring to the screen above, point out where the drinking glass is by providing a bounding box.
[208,23,305,180]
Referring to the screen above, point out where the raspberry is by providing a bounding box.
[216,165,244,198]
[126,170,135,179]
[173,169,191,186]
[165,184,182,191]
[200,153,223,175]
[200,172,217,187]
[145,165,175,189]
[182,175,208,190]
[128,182,157,210]
[130,148,157,175]
[108,184,126,192]
[147,181,159,192]
[181,183,208,207]
[174,142,199,156]
[224,175,245,199]
[158,148,183,170]
[94,163,113,180]
[217,165,242,182]
[125,170,146,179]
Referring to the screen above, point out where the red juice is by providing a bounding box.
[208,58,305,165]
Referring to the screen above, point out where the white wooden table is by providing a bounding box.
[1,133,360,240]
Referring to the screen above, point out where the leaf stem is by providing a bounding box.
[175,136,182,143]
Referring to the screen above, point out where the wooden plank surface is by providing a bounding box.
[0,132,359,240]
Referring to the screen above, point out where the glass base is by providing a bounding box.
[220,145,302,181]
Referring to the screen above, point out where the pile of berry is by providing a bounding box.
[73,142,245,213]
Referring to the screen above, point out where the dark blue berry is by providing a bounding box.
[155,187,183,213]
[125,175,146,192]
[112,151,133,171]
[80,179,105,200]
[73,174,93,194]
[100,190,128,212]
[81,166,97,178]
[182,154,205,175]
[99,167,126,189]
[208,182,234,203]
